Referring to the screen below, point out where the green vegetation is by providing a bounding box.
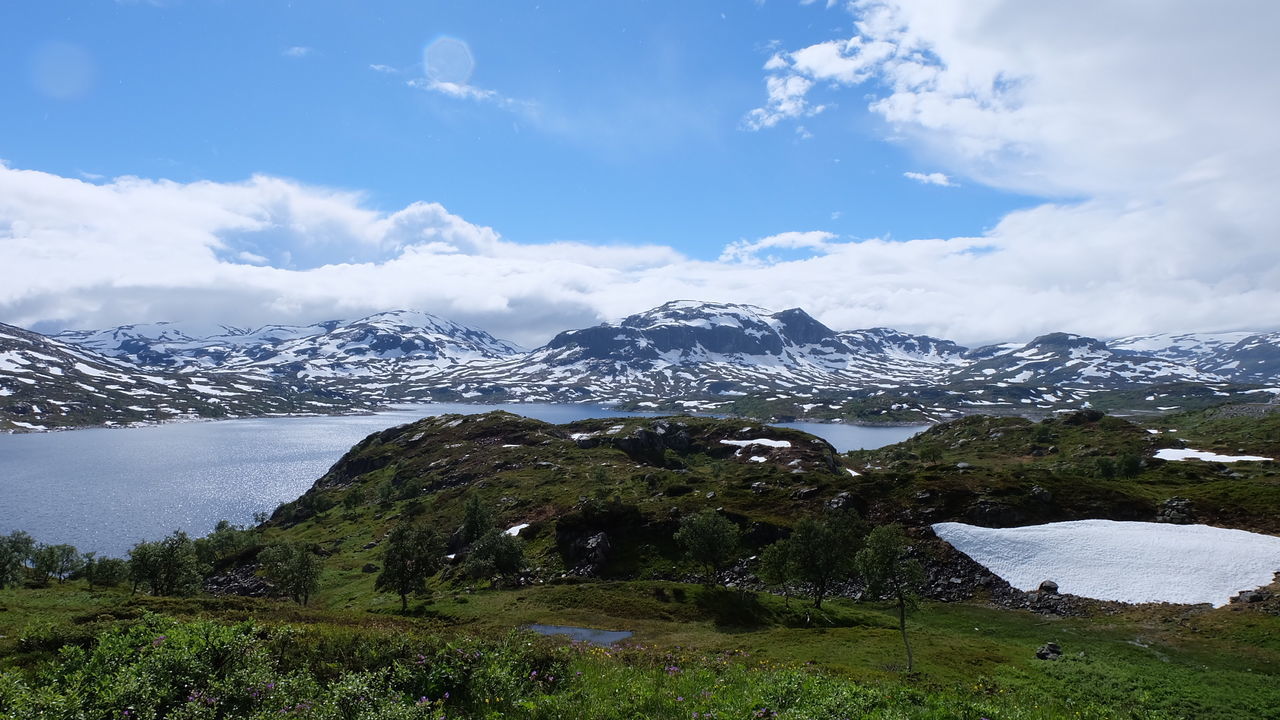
[857,524,925,672]
[259,544,324,606]
[673,510,740,585]
[766,510,866,609]
[376,524,445,613]
[2,407,1279,717]
[129,531,205,597]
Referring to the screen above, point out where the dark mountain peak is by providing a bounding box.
[770,307,837,345]
[1022,332,1108,354]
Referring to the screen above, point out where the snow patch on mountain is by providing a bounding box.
[933,520,1280,606]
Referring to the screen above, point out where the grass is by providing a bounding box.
[3,578,1279,718]
[5,407,1280,717]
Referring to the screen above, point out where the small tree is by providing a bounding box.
[376,523,444,613]
[128,531,203,596]
[0,531,36,588]
[194,520,258,567]
[33,544,83,585]
[464,529,524,583]
[856,524,925,672]
[789,511,867,609]
[757,540,797,606]
[674,510,740,586]
[82,553,128,590]
[1117,453,1143,478]
[1094,457,1117,479]
[460,495,494,545]
[259,543,324,605]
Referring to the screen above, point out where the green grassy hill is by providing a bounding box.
[3,406,1279,718]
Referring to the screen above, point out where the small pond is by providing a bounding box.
[527,624,634,646]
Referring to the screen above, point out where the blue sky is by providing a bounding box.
[2,1,1277,345]
[2,0,1033,261]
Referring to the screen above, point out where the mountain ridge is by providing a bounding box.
[7,300,1280,430]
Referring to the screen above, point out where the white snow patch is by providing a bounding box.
[720,438,792,448]
[748,456,768,463]
[505,523,530,537]
[933,520,1280,606]
[846,468,860,477]
[1155,448,1272,463]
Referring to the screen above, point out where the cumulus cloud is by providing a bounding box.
[903,171,955,187]
[2,162,1279,348]
[282,46,312,58]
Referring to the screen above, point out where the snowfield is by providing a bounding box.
[1154,448,1273,463]
[932,520,1280,606]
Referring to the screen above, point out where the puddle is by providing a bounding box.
[527,624,633,646]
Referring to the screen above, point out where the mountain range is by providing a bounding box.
[3,301,1278,431]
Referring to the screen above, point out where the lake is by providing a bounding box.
[0,403,925,555]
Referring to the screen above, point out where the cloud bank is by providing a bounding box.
[1,158,1277,348]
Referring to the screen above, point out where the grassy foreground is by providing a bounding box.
[2,580,1278,719]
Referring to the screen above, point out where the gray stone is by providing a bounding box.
[1035,642,1062,660]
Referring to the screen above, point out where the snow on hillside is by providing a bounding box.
[1155,448,1273,463]
[933,520,1280,606]
[1110,331,1255,360]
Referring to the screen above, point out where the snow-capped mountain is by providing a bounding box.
[1198,331,1280,384]
[16,301,1279,430]
[952,333,1218,388]
[1109,331,1256,364]
[409,301,972,410]
[0,322,364,432]
[57,311,522,384]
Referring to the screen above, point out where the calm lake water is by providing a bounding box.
[0,403,925,556]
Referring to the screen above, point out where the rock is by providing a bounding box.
[955,462,973,470]
[790,486,819,500]
[1035,642,1063,660]
[1062,409,1104,425]
[1030,485,1054,504]
[576,531,611,570]
[1231,589,1271,604]
[751,481,769,494]
[361,563,379,574]
[704,491,716,499]
[965,499,1026,527]
[362,540,380,550]
[1156,497,1195,524]
[1038,580,1059,594]
[828,491,853,510]
[203,565,275,598]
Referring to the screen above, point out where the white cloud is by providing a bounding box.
[368,64,397,74]
[282,46,312,58]
[742,74,823,129]
[3,163,1279,348]
[407,78,536,117]
[903,171,955,187]
[719,231,837,264]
